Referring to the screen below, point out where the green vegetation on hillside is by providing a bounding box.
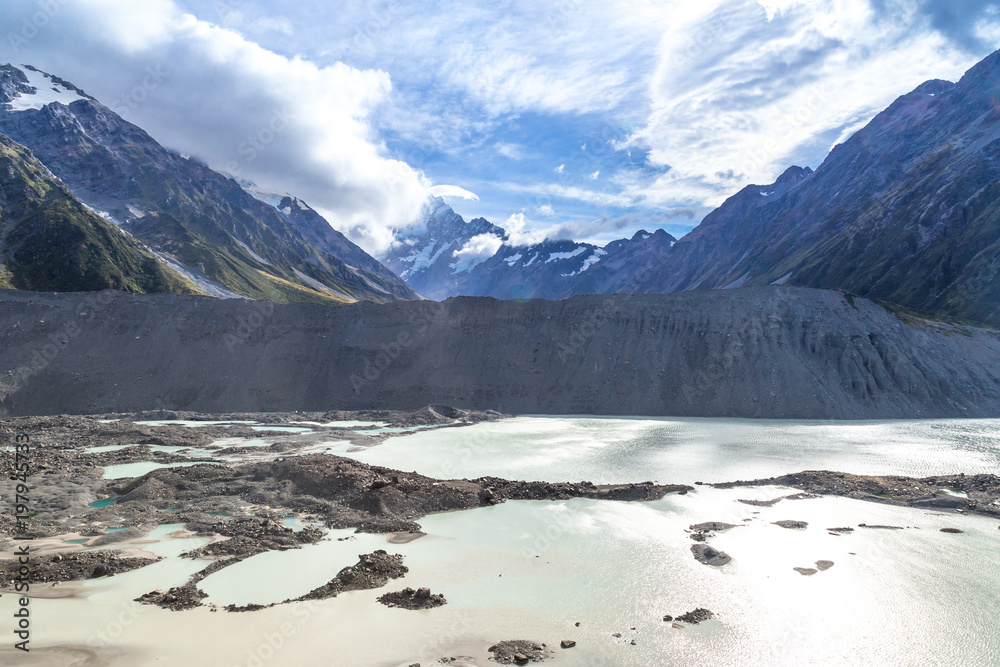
[0,135,199,295]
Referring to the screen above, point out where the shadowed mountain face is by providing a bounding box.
[628,53,1000,327]
[1,287,998,419]
[381,198,677,300]
[0,64,419,305]
[0,134,196,295]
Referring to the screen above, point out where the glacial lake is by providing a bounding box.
[4,416,1000,666]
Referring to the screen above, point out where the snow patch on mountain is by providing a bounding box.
[579,249,606,272]
[504,253,523,266]
[546,247,587,263]
[6,66,88,112]
[238,178,292,210]
[560,248,606,277]
[399,240,454,276]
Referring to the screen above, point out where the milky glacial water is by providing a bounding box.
[132,420,256,428]
[341,416,1000,484]
[102,460,220,479]
[4,417,1000,667]
[249,426,315,434]
[355,424,443,435]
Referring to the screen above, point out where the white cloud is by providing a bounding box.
[503,212,545,246]
[496,143,529,160]
[537,204,555,216]
[626,0,987,208]
[428,185,480,201]
[590,171,600,180]
[554,164,565,173]
[1,0,432,255]
[249,17,295,36]
[451,232,504,272]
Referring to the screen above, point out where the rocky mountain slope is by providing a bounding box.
[1,287,998,419]
[0,64,419,304]
[628,52,1000,327]
[0,135,196,295]
[387,51,1000,327]
[382,198,676,300]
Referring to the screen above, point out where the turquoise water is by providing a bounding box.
[89,498,117,508]
[280,516,323,532]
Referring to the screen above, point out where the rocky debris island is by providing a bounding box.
[736,492,820,507]
[378,586,447,610]
[713,471,1000,518]
[0,550,159,583]
[674,608,715,625]
[691,544,732,566]
[487,640,550,664]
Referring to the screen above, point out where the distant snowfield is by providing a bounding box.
[7,67,88,111]
[545,246,587,262]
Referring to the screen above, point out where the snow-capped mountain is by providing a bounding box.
[381,199,677,300]
[380,199,506,298]
[0,63,419,304]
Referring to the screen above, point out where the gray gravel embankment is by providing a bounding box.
[0,286,998,418]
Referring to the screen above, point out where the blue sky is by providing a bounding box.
[2,0,1000,252]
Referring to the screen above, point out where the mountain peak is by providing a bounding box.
[958,47,1000,89]
[0,64,91,111]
